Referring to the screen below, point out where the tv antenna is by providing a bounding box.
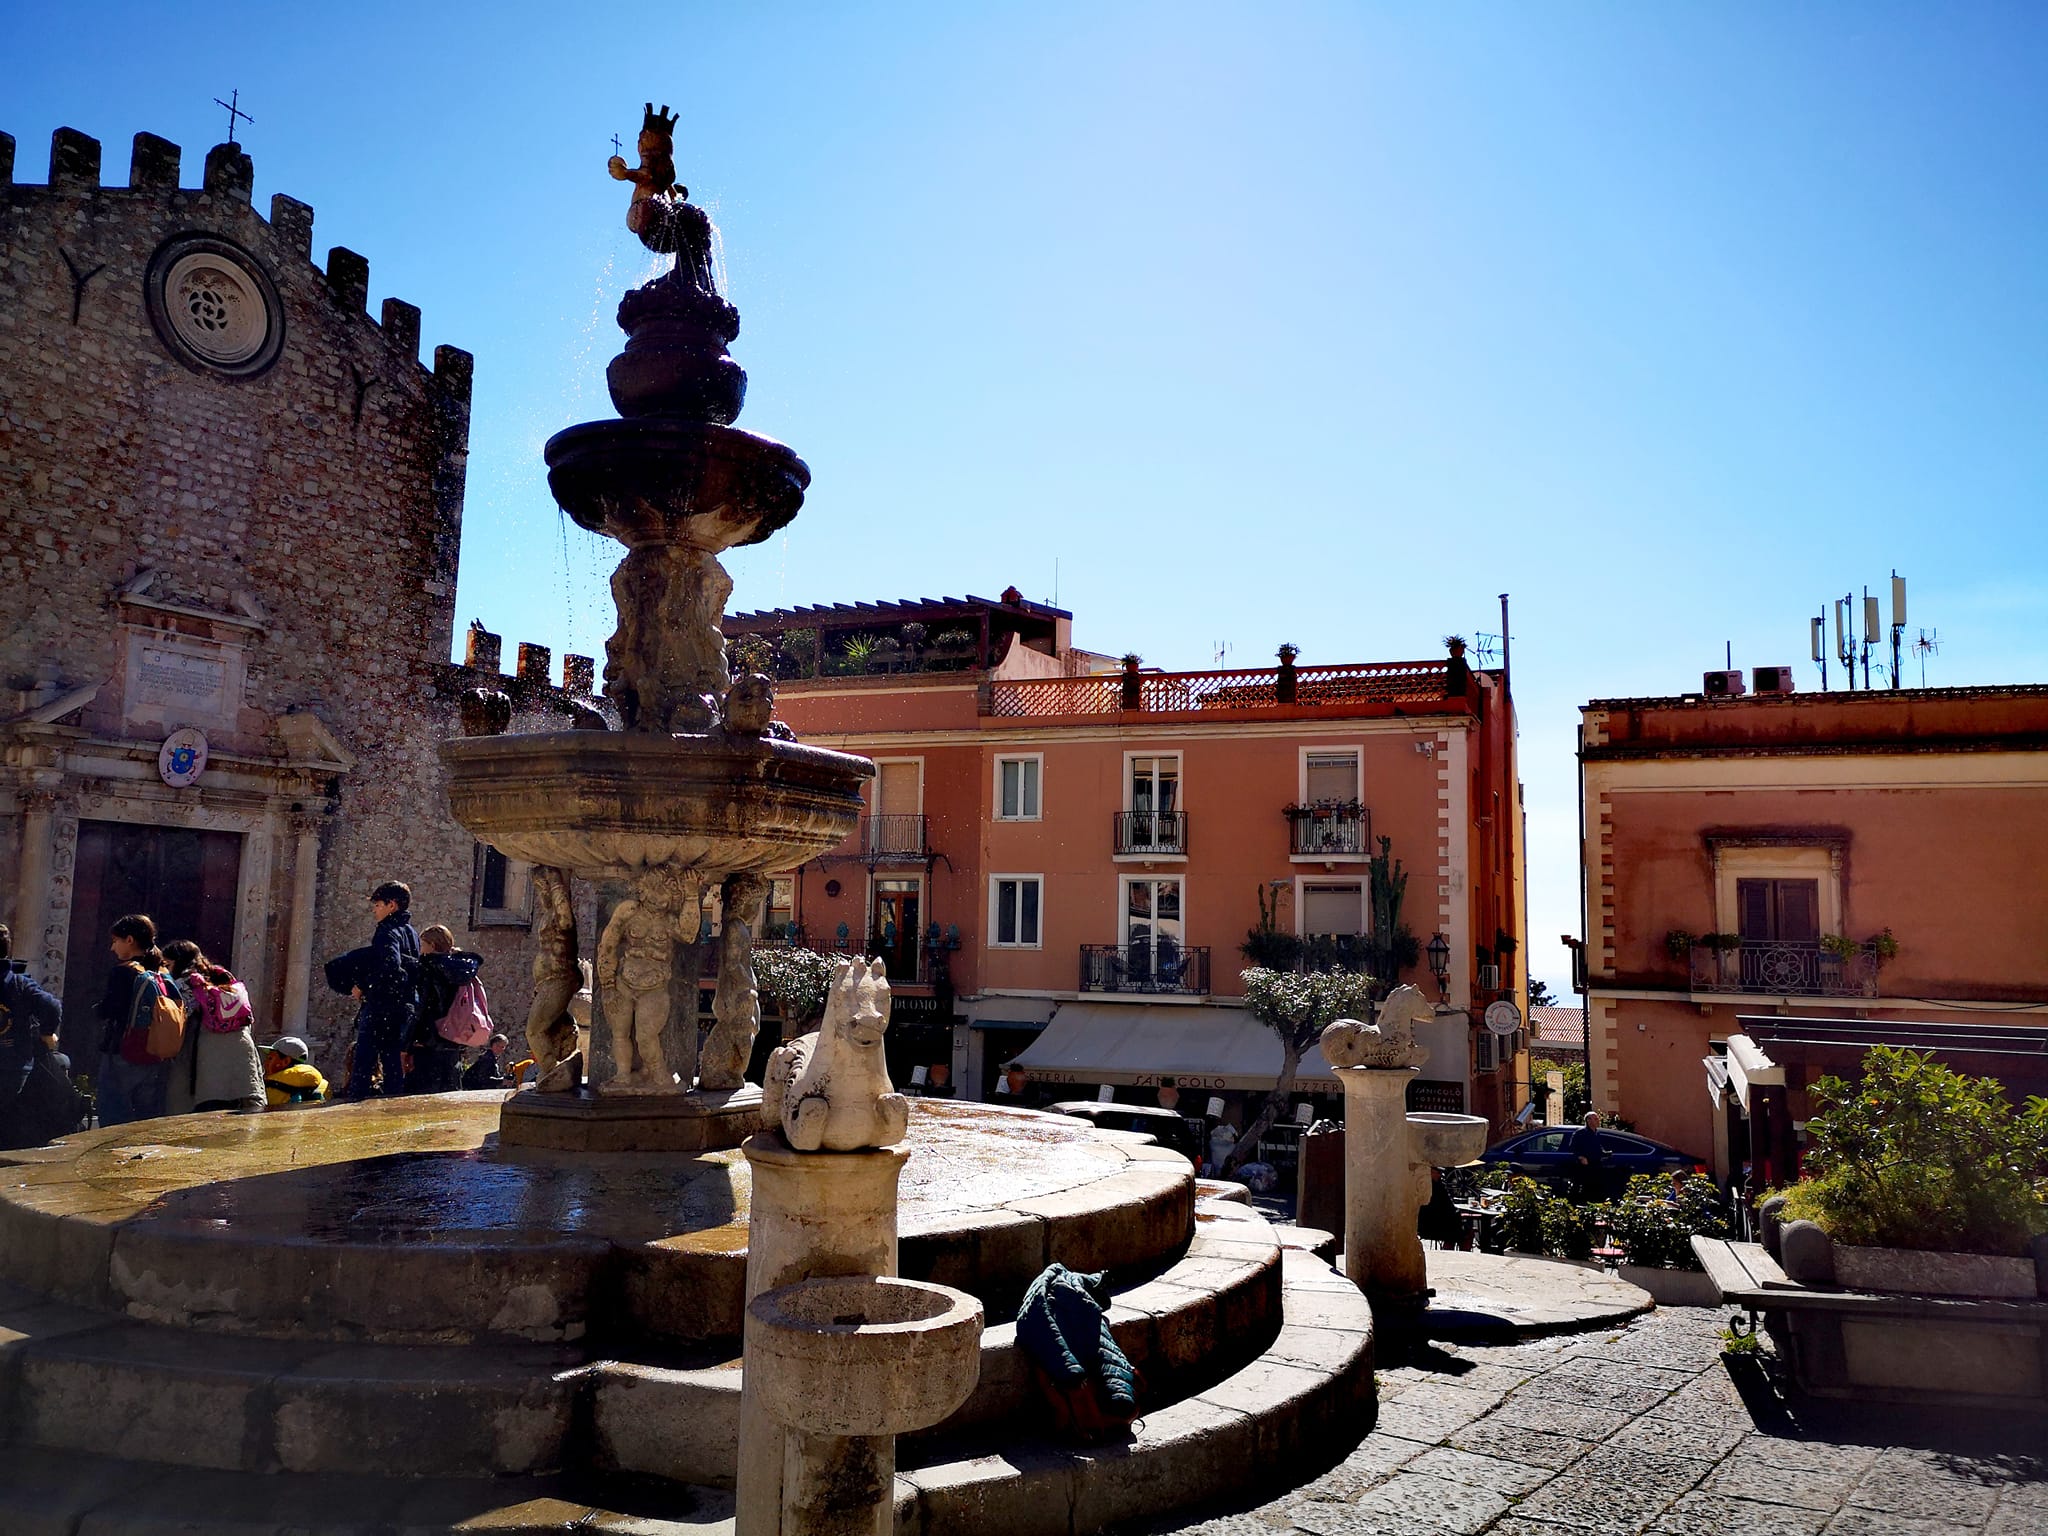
[1912,627,1941,687]
[1472,632,1503,666]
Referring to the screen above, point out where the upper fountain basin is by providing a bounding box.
[1406,1112,1491,1169]
[440,730,871,881]
[545,418,810,551]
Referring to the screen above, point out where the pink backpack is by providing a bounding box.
[188,974,252,1035]
[436,978,494,1047]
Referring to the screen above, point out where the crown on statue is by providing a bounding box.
[642,102,679,139]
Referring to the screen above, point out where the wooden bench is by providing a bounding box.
[1692,1236,2048,1412]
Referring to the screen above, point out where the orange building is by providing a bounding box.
[1580,681,2048,1190]
[724,593,1528,1138]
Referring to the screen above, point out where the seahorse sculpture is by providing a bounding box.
[1319,983,1434,1071]
[761,956,909,1152]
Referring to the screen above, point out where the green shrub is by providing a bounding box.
[1605,1173,1729,1270]
[1495,1176,1551,1254]
[1775,1046,2048,1257]
[1541,1195,1600,1260]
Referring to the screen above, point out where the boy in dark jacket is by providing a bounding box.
[343,881,419,1101]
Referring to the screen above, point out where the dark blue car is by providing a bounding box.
[1476,1126,1706,1198]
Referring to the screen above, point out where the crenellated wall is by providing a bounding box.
[0,125,574,1077]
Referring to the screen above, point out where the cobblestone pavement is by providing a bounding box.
[1148,1307,2048,1536]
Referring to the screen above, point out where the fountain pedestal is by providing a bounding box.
[498,1082,762,1153]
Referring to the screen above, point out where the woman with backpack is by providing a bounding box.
[407,925,489,1094]
[163,942,266,1114]
[94,913,179,1127]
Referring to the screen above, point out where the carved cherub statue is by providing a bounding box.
[595,866,701,1090]
[722,672,776,735]
[762,957,909,1152]
[608,102,685,242]
[526,866,582,1093]
[1319,983,1434,1071]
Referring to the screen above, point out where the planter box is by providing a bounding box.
[1831,1243,2038,1300]
[1619,1264,1720,1307]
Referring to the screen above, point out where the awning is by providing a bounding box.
[1703,1055,1730,1112]
[1010,1002,1337,1092]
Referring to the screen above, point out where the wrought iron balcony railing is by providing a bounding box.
[1688,940,1879,998]
[1286,802,1370,856]
[859,814,929,860]
[1078,943,1211,996]
[1113,810,1188,856]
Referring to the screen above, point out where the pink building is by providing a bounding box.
[1580,681,2048,1191]
[724,594,1529,1141]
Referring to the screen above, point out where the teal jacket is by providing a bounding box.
[1015,1263,1137,1412]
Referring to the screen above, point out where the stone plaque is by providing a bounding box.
[122,629,243,735]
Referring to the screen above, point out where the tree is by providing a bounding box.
[1226,966,1377,1173]
[751,947,840,1033]
[1528,978,1558,1009]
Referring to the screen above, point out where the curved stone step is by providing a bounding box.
[591,1212,1286,1485]
[0,1296,592,1477]
[894,1245,1375,1535]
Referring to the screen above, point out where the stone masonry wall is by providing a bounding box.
[0,126,592,1075]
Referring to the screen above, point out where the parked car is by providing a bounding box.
[1475,1125,1707,1198]
[1047,1101,1207,1166]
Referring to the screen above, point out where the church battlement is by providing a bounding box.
[1,125,470,396]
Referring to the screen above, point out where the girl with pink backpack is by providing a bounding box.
[164,941,266,1114]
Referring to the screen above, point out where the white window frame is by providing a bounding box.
[1117,872,1189,950]
[471,843,534,928]
[1710,845,1843,938]
[1296,744,1364,806]
[988,873,1045,949]
[993,753,1044,822]
[1121,749,1184,813]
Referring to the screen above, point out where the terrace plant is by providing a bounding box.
[751,946,841,1033]
[1605,1173,1730,1270]
[1774,1045,2048,1257]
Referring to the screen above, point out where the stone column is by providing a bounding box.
[12,790,58,967]
[735,1134,910,1536]
[1334,1066,1430,1307]
[279,813,324,1034]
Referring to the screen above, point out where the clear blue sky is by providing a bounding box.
[14,2,2047,996]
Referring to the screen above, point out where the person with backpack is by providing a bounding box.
[407,925,488,1094]
[0,921,78,1150]
[94,913,184,1127]
[261,1036,330,1107]
[342,881,419,1102]
[163,942,266,1115]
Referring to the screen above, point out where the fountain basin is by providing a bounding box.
[440,730,870,879]
[1406,1112,1490,1168]
[747,1276,983,1437]
[545,417,809,550]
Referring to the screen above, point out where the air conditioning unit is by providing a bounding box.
[1702,669,1746,697]
[1477,962,1502,991]
[1751,664,1798,695]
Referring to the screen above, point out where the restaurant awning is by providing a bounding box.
[1010,1002,1337,1092]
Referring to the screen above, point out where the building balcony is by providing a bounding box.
[1286,802,1371,858]
[1688,940,1879,999]
[1113,810,1187,858]
[857,814,929,861]
[1078,943,1211,996]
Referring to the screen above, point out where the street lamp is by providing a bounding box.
[1426,932,1450,997]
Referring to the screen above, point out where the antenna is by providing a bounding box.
[1913,626,1941,687]
[1889,570,1907,690]
[1810,613,1828,691]
[1052,557,1059,610]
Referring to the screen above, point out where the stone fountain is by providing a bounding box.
[441,103,872,1152]
[1320,985,1491,1323]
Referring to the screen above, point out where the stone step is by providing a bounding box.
[0,1249,1372,1536]
[592,1210,1288,1485]
[0,1297,593,1478]
[0,1450,735,1535]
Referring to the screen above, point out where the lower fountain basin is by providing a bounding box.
[748,1276,983,1437]
[1407,1112,1490,1168]
[545,417,810,551]
[440,729,871,879]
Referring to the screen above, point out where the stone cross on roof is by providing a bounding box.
[213,89,253,146]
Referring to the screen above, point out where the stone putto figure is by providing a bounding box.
[607,102,684,243]
[526,865,583,1092]
[762,956,908,1152]
[699,873,766,1092]
[596,866,703,1089]
[1319,983,1434,1071]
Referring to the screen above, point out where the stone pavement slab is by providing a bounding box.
[1140,1301,2048,1536]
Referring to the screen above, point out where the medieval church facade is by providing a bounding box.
[0,126,580,1073]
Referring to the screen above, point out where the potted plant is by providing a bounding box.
[1276,642,1299,703]
[776,629,819,679]
[1666,929,1695,960]
[1817,933,1860,960]
[1610,1173,1728,1305]
[1120,653,1143,711]
[837,632,882,673]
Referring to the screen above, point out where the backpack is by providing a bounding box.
[118,967,187,1066]
[187,973,252,1035]
[436,978,493,1048]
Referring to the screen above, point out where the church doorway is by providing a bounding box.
[60,821,242,1061]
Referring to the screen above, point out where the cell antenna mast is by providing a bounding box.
[1889,570,1907,690]
[1810,612,1828,691]
[213,89,253,146]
